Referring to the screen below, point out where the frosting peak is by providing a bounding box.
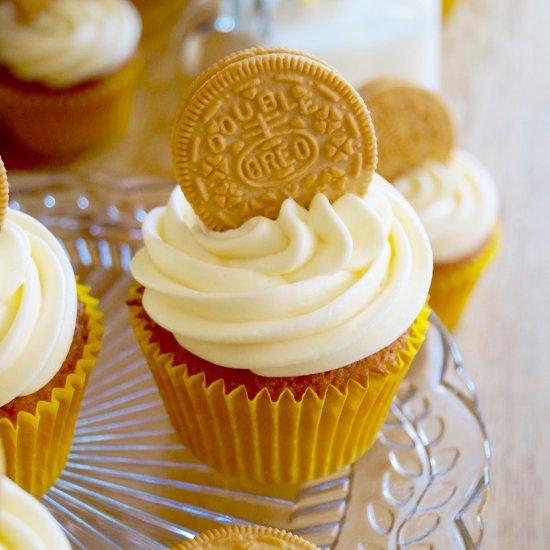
[0,0,141,88]
[0,209,77,407]
[131,176,433,377]
[394,150,498,263]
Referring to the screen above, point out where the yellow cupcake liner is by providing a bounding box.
[429,223,501,331]
[0,283,103,498]
[0,54,142,161]
[129,287,430,484]
[442,0,459,18]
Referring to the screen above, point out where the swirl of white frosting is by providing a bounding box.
[131,176,432,377]
[394,150,499,264]
[0,476,70,549]
[0,209,77,407]
[0,0,141,88]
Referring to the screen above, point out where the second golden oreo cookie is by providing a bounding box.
[172,48,377,230]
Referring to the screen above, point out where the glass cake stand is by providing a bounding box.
[9,171,490,550]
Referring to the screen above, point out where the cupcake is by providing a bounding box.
[0,0,142,165]
[0,156,103,497]
[359,78,500,330]
[128,48,433,484]
[0,446,70,549]
[174,525,319,549]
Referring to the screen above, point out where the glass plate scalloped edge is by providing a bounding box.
[9,171,490,550]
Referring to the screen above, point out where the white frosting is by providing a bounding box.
[394,150,499,263]
[0,476,70,549]
[0,0,141,88]
[131,176,432,377]
[0,209,77,407]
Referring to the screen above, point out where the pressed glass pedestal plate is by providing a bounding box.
[9,171,490,550]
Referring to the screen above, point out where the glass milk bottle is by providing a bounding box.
[262,0,441,90]
[179,0,441,90]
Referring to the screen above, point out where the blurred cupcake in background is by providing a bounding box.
[0,0,142,166]
[360,78,500,330]
[0,444,70,549]
[0,156,103,496]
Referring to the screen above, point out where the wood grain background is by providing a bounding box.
[443,1,550,548]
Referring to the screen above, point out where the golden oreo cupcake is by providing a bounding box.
[128,48,433,484]
[0,446,71,549]
[0,0,142,164]
[174,525,319,549]
[359,78,500,330]
[0,157,103,497]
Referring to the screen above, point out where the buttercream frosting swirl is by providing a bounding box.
[0,209,77,407]
[131,176,432,377]
[394,150,498,263]
[0,0,141,88]
[0,476,70,549]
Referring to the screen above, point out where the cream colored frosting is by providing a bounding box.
[0,0,141,88]
[0,476,70,549]
[0,209,77,407]
[131,176,432,377]
[394,150,498,264]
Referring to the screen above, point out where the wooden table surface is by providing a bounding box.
[442,0,550,548]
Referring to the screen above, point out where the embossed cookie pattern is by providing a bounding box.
[359,78,454,181]
[174,51,377,230]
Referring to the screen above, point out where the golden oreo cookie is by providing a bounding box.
[173,525,320,549]
[173,49,377,230]
[0,156,8,230]
[358,77,454,181]
[173,47,331,142]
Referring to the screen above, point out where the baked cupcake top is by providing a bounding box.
[0,0,141,88]
[174,525,319,549]
[359,78,498,264]
[0,448,70,549]
[131,48,432,377]
[0,157,77,406]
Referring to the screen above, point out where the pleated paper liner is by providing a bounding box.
[0,283,103,497]
[129,285,430,485]
[429,223,501,331]
[0,54,142,166]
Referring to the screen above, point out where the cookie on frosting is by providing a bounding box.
[173,48,377,230]
[358,77,454,181]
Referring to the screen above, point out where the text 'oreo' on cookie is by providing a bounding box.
[172,48,378,231]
